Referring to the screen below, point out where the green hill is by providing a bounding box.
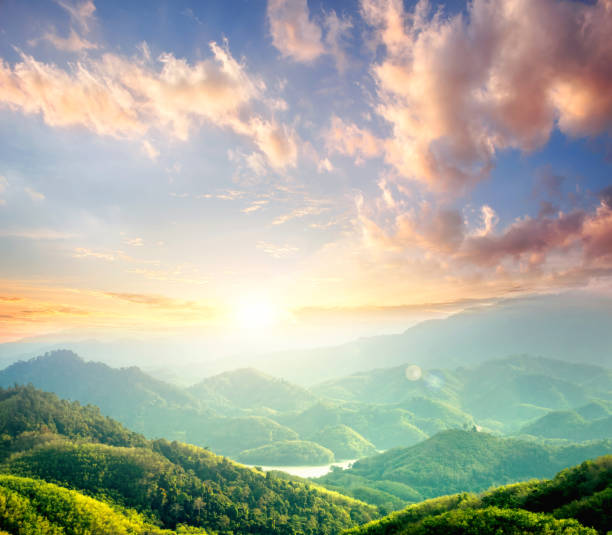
[0,350,199,421]
[280,401,428,451]
[0,385,377,535]
[312,356,612,433]
[237,440,335,465]
[0,385,148,460]
[317,430,612,509]
[189,368,317,413]
[0,474,190,534]
[311,425,378,461]
[522,412,612,441]
[343,456,612,535]
[0,352,304,460]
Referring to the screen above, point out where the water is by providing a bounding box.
[248,459,356,479]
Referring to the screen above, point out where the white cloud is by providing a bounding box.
[56,0,96,33]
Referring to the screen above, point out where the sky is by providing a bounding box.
[0,0,611,348]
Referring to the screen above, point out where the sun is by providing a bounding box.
[234,298,280,329]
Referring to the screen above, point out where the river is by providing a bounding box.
[247,458,356,478]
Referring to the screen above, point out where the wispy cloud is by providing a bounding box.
[123,237,144,247]
[267,0,352,70]
[141,140,159,161]
[267,0,325,63]
[0,228,77,240]
[73,247,117,261]
[326,116,384,164]
[257,240,299,258]
[242,200,269,214]
[273,204,328,225]
[41,27,98,52]
[104,291,210,313]
[0,41,297,168]
[56,0,96,33]
[24,187,45,201]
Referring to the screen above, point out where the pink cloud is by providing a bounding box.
[326,116,384,163]
[267,0,325,63]
[359,0,612,190]
[359,191,612,284]
[267,0,352,70]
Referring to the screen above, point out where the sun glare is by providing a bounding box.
[234,299,280,329]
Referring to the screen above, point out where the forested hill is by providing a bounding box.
[343,455,612,535]
[0,351,305,458]
[311,355,612,433]
[188,367,317,412]
[317,429,612,510]
[0,385,377,535]
[0,349,201,419]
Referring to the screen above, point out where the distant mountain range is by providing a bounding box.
[1,293,611,388]
[250,293,612,384]
[1,349,610,466]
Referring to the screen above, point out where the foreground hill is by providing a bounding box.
[343,455,612,535]
[0,474,196,534]
[317,430,612,510]
[0,385,377,535]
[252,294,612,384]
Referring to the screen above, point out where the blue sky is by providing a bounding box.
[0,0,611,344]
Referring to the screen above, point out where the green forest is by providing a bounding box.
[1,351,610,466]
[0,350,610,535]
[0,383,610,534]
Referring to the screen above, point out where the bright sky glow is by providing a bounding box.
[234,298,281,329]
[0,0,611,344]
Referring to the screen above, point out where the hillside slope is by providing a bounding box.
[0,352,302,458]
[317,430,612,509]
[189,367,317,413]
[343,455,612,535]
[0,385,377,535]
